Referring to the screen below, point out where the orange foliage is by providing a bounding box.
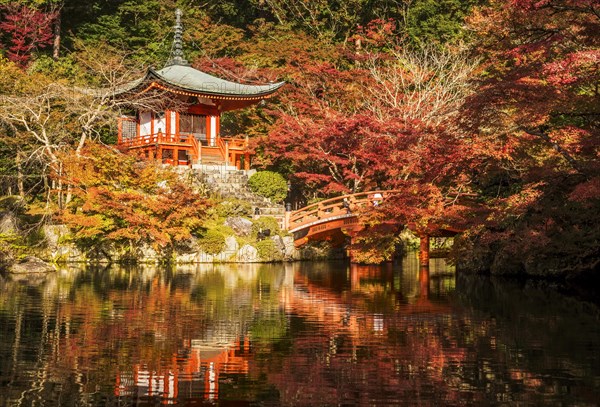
[57,143,210,257]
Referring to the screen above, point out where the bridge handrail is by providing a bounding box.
[288,190,400,231]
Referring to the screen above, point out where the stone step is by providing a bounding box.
[190,167,286,221]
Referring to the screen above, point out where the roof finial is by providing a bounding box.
[166,8,189,66]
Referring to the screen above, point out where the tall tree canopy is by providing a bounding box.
[455,0,600,275]
[0,0,597,273]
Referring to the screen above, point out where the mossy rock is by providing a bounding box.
[255,239,284,262]
[217,199,253,218]
[9,256,55,274]
[252,217,281,238]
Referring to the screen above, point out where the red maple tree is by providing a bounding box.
[456,0,600,274]
[0,3,57,67]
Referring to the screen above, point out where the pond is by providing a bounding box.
[0,255,599,406]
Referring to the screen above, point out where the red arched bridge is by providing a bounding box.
[287,190,393,247]
[286,190,464,263]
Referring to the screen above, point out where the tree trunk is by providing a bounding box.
[57,161,63,209]
[419,234,430,267]
[16,152,24,198]
[52,8,61,60]
[65,131,87,205]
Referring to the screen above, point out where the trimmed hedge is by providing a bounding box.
[248,171,287,203]
[198,229,226,255]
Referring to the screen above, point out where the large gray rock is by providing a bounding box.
[0,213,18,234]
[237,244,259,262]
[43,225,69,248]
[282,236,300,260]
[177,252,201,264]
[135,243,161,263]
[270,235,285,251]
[43,225,84,262]
[225,235,239,253]
[224,217,253,236]
[9,256,55,274]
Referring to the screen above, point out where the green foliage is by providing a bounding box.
[251,216,281,237]
[197,229,226,255]
[255,238,283,262]
[249,313,288,343]
[29,54,80,79]
[216,199,252,218]
[69,0,174,63]
[405,0,481,45]
[0,197,44,266]
[0,233,22,267]
[248,171,288,203]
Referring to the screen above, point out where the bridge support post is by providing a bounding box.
[350,263,359,289]
[419,234,430,268]
[346,236,354,262]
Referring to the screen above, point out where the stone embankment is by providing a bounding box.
[1,166,340,271]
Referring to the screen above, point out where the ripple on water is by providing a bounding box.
[0,261,599,406]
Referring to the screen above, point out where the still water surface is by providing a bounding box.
[0,255,599,406]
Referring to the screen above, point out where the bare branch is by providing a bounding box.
[363,44,479,126]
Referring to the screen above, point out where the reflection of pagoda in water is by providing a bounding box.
[110,259,465,405]
[115,337,252,401]
[111,263,294,403]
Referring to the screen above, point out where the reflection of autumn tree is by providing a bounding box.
[0,264,293,404]
[1,264,598,405]
[251,263,467,405]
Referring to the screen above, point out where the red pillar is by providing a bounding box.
[350,263,359,290]
[419,264,430,300]
[347,236,354,262]
[419,234,430,268]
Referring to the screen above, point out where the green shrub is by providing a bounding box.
[252,216,281,237]
[216,199,253,218]
[198,229,226,255]
[255,238,283,262]
[248,171,288,203]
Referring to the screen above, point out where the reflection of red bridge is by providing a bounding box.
[287,191,463,263]
[268,263,467,406]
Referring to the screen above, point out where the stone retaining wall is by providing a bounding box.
[41,225,340,264]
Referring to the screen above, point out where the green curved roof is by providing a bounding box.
[148,65,285,97]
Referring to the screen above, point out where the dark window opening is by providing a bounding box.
[180,114,207,145]
[120,117,137,141]
[178,150,189,163]
[162,149,174,163]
